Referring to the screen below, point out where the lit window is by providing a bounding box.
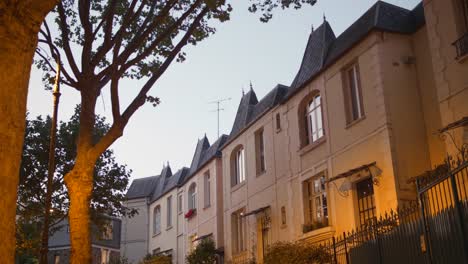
[357,178,376,228]
[204,171,211,208]
[167,196,172,228]
[343,63,364,123]
[102,220,113,240]
[255,128,266,175]
[231,209,247,254]
[188,183,197,210]
[101,249,110,264]
[153,206,161,235]
[303,174,328,232]
[54,255,60,264]
[306,94,324,143]
[231,146,246,186]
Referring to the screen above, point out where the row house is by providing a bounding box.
[122,0,467,263]
[121,136,226,264]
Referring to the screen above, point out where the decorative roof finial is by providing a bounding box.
[311,24,314,32]
[323,13,326,22]
[242,86,245,96]
[167,161,170,167]
[249,81,253,91]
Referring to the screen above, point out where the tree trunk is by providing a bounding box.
[0,1,56,262]
[65,162,94,264]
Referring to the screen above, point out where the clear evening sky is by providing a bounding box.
[27,0,421,182]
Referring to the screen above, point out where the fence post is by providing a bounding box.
[343,232,349,264]
[416,179,433,264]
[374,220,382,264]
[448,170,468,263]
[333,237,337,264]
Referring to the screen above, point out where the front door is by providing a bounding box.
[256,210,271,263]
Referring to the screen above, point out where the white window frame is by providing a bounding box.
[204,171,211,208]
[153,206,161,235]
[188,183,197,210]
[345,64,364,122]
[178,194,183,214]
[232,209,247,254]
[255,129,266,175]
[303,174,328,228]
[235,147,245,185]
[306,94,324,143]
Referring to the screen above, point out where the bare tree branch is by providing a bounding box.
[57,2,81,78]
[78,0,93,73]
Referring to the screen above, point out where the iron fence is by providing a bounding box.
[320,145,468,264]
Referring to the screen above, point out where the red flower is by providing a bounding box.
[185,208,197,219]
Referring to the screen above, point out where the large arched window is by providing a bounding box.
[299,92,324,147]
[188,183,197,210]
[230,145,245,187]
[153,205,161,235]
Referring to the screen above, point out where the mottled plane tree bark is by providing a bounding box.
[35,0,315,263]
[0,1,57,263]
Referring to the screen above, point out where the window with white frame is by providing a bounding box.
[231,209,247,254]
[153,205,161,235]
[255,128,266,175]
[306,94,324,143]
[303,174,328,231]
[188,183,197,210]
[204,171,211,208]
[231,146,246,186]
[167,196,172,228]
[178,194,183,214]
[343,63,364,123]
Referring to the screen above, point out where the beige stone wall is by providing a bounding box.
[177,158,224,263]
[222,28,441,262]
[121,198,149,263]
[423,0,468,154]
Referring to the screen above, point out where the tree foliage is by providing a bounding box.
[264,241,331,264]
[16,105,135,256]
[186,238,218,264]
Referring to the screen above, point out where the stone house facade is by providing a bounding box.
[121,1,467,263]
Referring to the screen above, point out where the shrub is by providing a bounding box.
[186,238,217,264]
[264,241,331,264]
[139,254,172,264]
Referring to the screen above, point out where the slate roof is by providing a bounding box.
[150,166,189,203]
[181,134,228,184]
[126,176,160,199]
[225,84,288,145]
[286,1,425,99]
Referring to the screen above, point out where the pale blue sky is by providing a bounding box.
[27,0,421,181]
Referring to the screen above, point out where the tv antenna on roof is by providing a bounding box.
[209,97,231,139]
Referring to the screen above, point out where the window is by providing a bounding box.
[153,206,161,235]
[231,209,247,254]
[101,249,110,264]
[343,63,364,123]
[178,194,183,214]
[153,248,161,255]
[231,146,246,186]
[281,206,287,226]
[255,128,266,175]
[356,178,376,228]
[188,183,197,210]
[167,196,172,228]
[102,220,113,240]
[204,171,211,208]
[303,174,328,231]
[189,234,198,252]
[54,255,60,264]
[299,92,325,148]
[276,113,281,131]
[306,94,324,143]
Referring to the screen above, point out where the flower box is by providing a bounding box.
[185,208,197,219]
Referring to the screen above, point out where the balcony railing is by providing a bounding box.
[453,32,468,59]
